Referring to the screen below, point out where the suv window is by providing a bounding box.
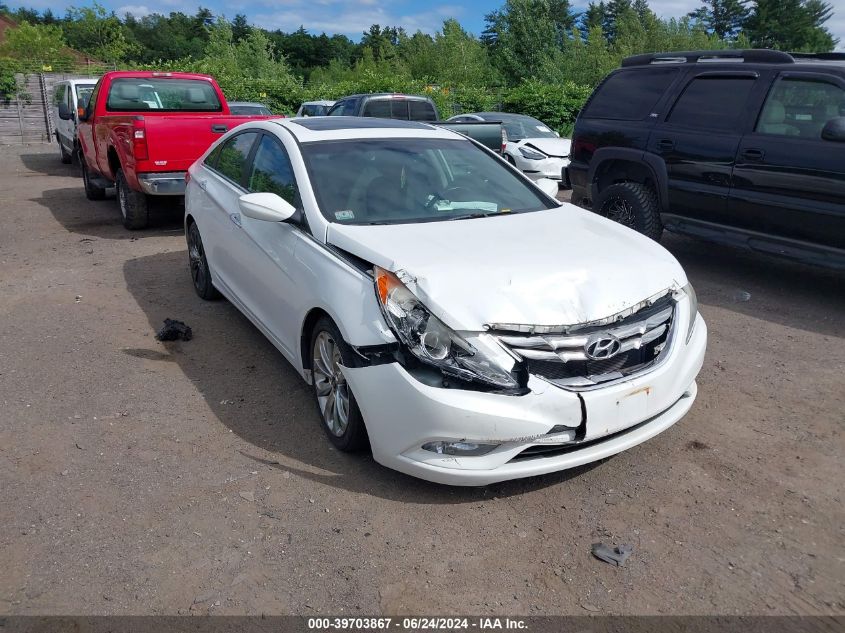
[248,135,298,205]
[54,84,66,106]
[214,132,258,185]
[328,99,359,116]
[409,100,437,121]
[756,77,845,139]
[667,76,756,131]
[582,68,678,120]
[362,99,391,118]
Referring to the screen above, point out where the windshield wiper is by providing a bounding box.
[446,211,506,221]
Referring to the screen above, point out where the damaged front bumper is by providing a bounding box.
[341,312,706,486]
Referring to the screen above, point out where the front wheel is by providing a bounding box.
[310,317,369,452]
[116,168,149,230]
[594,181,663,241]
[58,138,72,164]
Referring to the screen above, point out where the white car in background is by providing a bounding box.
[448,112,572,187]
[184,117,706,486]
[296,100,336,117]
[53,78,97,163]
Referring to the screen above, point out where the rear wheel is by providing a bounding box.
[310,317,368,452]
[594,181,663,241]
[116,168,149,230]
[81,157,106,200]
[186,221,220,300]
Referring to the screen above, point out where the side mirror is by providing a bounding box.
[821,116,845,142]
[535,177,559,199]
[58,102,73,120]
[238,192,296,222]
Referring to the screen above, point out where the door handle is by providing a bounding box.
[741,148,765,162]
[229,213,242,228]
[656,139,674,153]
[197,179,207,191]
[211,124,228,134]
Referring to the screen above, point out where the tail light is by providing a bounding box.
[501,128,508,154]
[184,170,191,184]
[571,137,596,162]
[132,117,148,161]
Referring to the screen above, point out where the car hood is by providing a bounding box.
[513,137,571,157]
[326,205,687,332]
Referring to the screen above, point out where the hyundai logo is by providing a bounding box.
[584,333,622,360]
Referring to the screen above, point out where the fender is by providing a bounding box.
[588,147,670,212]
[105,122,141,190]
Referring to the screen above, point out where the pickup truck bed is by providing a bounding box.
[76,71,278,229]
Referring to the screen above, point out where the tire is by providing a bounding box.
[594,181,663,241]
[561,167,571,190]
[309,317,369,452]
[116,168,149,230]
[81,157,106,200]
[58,139,72,164]
[186,221,221,300]
[505,154,516,166]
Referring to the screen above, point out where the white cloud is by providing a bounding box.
[116,4,153,17]
[252,0,464,35]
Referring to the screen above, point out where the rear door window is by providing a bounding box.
[667,76,756,131]
[213,132,259,186]
[362,99,391,118]
[582,68,679,120]
[409,100,437,121]
[390,100,409,120]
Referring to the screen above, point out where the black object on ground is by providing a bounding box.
[156,319,193,342]
[591,542,633,567]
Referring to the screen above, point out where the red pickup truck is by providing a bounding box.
[76,71,277,229]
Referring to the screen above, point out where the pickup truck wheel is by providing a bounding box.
[81,158,106,200]
[116,168,149,230]
[310,317,369,453]
[595,182,663,241]
[186,222,220,300]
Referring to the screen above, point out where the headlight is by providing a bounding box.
[374,266,518,388]
[683,282,698,343]
[518,146,546,161]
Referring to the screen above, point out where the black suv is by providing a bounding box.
[569,49,845,269]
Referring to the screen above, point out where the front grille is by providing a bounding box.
[495,294,676,390]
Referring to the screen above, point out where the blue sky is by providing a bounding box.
[8,0,845,48]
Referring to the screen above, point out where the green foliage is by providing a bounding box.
[63,2,136,63]
[503,79,592,134]
[1,21,67,63]
[744,0,837,51]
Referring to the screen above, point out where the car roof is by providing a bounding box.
[229,102,268,107]
[301,100,335,106]
[273,116,461,143]
[337,93,432,101]
[464,112,541,122]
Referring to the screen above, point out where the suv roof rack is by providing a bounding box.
[790,52,845,61]
[622,49,795,67]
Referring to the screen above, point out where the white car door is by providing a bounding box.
[236,132,309,358]
[54,84,72,150]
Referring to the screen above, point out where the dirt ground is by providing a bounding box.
[0,144,843,616]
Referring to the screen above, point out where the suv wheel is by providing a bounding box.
[310,317,369,452]
[59,140,72,164]
[116,168,149,230]
[81,158,106,200]
[595,182,663,241]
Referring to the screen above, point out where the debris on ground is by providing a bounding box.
[238,491,255,502]
[591,542,634,567]
[155,319,193,342]
[732,290,752,302]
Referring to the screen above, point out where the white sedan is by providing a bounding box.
[184,117,706,486]
[448,112,572,186]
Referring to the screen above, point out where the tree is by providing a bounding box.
[1,21,66,64]
[63,3,136,62]
[432,19,496,87]
[744,0,836,51]
[688,0,749,39]
[231,14,250,43]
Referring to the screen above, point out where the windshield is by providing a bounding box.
[302,138,556,225]
[106,78,222,112]
[76,85,95,108]
[498,116,558,141]
[230,104,272,115]
[302,104,330,116]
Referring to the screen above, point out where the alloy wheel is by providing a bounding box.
[187,227,207,291]
[604,196,636,228]
[312,331,350,437]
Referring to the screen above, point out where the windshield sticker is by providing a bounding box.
[431,199,498,213]
[335,210,355,220]
[536,125,551,132]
